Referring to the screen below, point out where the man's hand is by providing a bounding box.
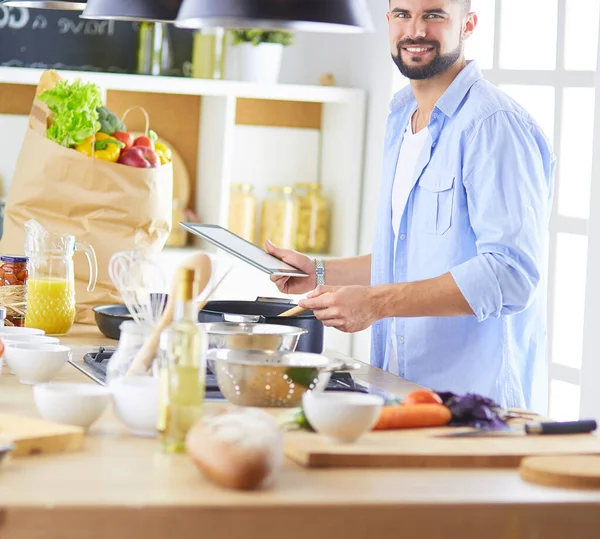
[266,240,316,295]
[299,285,382,333]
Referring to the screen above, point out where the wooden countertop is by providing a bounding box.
[0,325,599,539]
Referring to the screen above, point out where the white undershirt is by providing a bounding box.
[389,115,430,375]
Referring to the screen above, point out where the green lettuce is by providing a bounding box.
[38,79,103,147]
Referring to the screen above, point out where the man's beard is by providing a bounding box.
[392,39,462,80]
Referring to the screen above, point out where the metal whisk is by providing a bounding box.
[108,250,167,328]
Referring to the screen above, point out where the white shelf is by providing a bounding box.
[0,66,367,357]
[0,66,364,104]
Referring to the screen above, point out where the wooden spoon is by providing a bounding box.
[126,252,212,376]
[277,305,307,318]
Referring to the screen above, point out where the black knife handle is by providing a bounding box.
[525,419,597,435]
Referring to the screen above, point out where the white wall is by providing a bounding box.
[279,0,394,360]
[279,0,392,253]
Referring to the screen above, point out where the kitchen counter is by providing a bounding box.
[0,324,599,539]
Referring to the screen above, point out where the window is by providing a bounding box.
[444,0,600,418]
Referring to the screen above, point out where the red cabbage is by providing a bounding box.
[436,392,507,429]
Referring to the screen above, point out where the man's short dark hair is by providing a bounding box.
[454,0,472,11]
[389,1,472,12]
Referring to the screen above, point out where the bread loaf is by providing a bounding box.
[185,408,284,491]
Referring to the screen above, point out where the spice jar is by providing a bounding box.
[295,183,331,254]
[228,184,257,243]
[259,186,299,250]
[0,255,28,327]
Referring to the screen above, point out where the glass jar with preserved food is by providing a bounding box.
[295,183,331,254]
[228,184,257,243]
[0,255,29,327]
[259,186,298,250]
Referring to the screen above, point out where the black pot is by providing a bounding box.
[93,304,132,340]
[198,300,324,354]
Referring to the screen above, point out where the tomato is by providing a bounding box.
[132,136,154,150]
[402,390,443,406]
[0,337,4,359]
[112,131,135,150]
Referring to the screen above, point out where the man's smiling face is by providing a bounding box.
[387,0,473,80]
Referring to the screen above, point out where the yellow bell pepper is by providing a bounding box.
[154,142,172,165]
[75,132,124,163]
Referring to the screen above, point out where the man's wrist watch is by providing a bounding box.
[314,258,325,287]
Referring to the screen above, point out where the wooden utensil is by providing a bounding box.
[277,305,307,318]
[195,266,233,313]
[0,413,84,457]
[125,252,212,376]
[519,456,600,489]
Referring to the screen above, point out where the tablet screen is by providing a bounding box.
[180,223,310,277]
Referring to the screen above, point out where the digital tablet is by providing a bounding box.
[180,223,310,277]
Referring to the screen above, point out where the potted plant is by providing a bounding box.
[226,29,294,84]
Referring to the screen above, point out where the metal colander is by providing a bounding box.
[206,349,355,408]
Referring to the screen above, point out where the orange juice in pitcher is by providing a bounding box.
[24,220,97,335]
[25,278,76,335]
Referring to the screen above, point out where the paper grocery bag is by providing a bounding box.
[0,97,173,324]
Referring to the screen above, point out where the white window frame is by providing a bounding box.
[481,0,595,416]
[579,13,600,422]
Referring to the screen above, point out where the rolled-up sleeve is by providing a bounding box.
[450,111,555,322]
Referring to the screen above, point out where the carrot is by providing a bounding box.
[373,404,452,430]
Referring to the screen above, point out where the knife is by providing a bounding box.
[435,419,598,438]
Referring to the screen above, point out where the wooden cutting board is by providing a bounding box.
[0,413,84,457]
[284,427,600,469]
[519,456,600,489]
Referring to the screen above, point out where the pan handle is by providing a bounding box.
[222,313,266,323]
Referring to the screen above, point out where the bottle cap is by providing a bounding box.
[175,267,198,301]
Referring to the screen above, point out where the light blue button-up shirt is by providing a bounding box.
[370,62,556,411]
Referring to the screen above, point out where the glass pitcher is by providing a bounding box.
[23,220,98,335]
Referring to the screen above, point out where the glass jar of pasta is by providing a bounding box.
[259,186,298,250]
[0,255,29,327]
[228,184,257,243]
[295,183,331,254]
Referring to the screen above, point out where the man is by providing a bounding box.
[267,0,555,410]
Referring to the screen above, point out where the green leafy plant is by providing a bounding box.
[229,29,294,47]
[38,79,102,147]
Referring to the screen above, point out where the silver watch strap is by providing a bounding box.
[315,258,325,287]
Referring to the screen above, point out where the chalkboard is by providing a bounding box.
[0,6,194,77]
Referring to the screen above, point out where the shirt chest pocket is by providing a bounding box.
[414,173,455,235]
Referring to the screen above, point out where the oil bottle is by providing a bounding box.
[157,267,207,453]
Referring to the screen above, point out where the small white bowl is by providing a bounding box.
[0,334,60,345]
[4,343,70,385]
[302,392,384,444]
[111,376,160,437]
[34,382,111,429]
[0,326,45,336]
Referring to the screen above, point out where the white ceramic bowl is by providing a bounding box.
[111,376,160,437]
[0,334,60,345]
[34,382,111,429]
[4,343,70,385]
[302,392,384,444]
[0,326,45,336]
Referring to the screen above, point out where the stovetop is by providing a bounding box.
[81,347,371,401]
